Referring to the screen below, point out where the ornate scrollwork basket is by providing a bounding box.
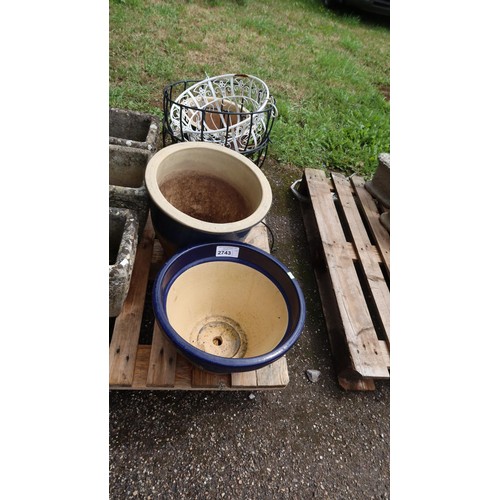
[163,74,277,168]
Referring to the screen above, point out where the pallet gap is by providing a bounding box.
[379,261,390,291]
[138,280,155,345]
[352,259,387,342]
[109,317,116,345]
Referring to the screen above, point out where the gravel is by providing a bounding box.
[109,159,390,499]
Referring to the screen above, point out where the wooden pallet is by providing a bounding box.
[298,168,390,391]
[109,216,289,391]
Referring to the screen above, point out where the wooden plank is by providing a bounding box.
[191,367,231,389]
[337,344,388,391]
[351,175,390,274]
[231,370,258,388]
[256,357,289,387]
[109,216,155,386]
[338,370,376,391]
[302,168,388,379]
[303,168,347,241]
[332,174,390,343]
[146,322,177,387]
[378,340,390,368]
[300,199,372,389]
[173,354,194,389]
[131,345,151,388]
[337,240,382,263]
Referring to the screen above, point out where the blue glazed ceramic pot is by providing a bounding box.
[152,241,306,374]
[145,142,272,254]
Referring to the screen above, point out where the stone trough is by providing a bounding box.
[109,107,160,152]
[109,207,139,318]
[109,144,152,236]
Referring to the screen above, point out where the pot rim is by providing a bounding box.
[145,143,272,234]
[152,241,306,373]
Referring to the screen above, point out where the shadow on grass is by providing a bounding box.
[325,4,390,30]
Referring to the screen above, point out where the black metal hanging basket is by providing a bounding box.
[162,74,277,168]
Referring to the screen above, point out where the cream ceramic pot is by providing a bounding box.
[145,142,272,253]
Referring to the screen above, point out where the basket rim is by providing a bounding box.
[174,73,270,108]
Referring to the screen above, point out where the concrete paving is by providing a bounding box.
[109,159,390,499]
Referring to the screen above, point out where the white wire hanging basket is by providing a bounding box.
[164,74,277,161]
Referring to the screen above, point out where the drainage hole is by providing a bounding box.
[213,336,223,346]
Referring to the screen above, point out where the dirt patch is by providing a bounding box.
[379,84,390,101]
[160,171,250,223]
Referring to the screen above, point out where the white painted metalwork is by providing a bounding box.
[168,74,277,153]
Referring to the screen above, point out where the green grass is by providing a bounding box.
[109,0,389,177]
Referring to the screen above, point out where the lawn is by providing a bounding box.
[109,0,389,178]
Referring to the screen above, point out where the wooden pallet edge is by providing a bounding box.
[112,344,288,391]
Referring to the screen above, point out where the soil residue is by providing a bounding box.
[160,171,250,223]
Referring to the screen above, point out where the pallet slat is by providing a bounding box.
[331,174,390,343]
[351,175,390,273]
[256,357,289,387]
[192,369,231,389]
[299,168,390,390]
[231,370,258,388]
[109,218,156,386]
[146,322,177,387]
[109,219,290,391]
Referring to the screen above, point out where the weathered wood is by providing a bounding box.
[305,169,387,379]
[131,345,151,388]
[351,175,390,274]
[231,370,258,388]
[301,198,370,389]
[172,354,194,389]
[146,322,177,387]
[191,368,231,389]
[299,168,390,390]
[332,174,390,343]
[256,357,289,387]
[109,217,155,386]
[338,369,376,391]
